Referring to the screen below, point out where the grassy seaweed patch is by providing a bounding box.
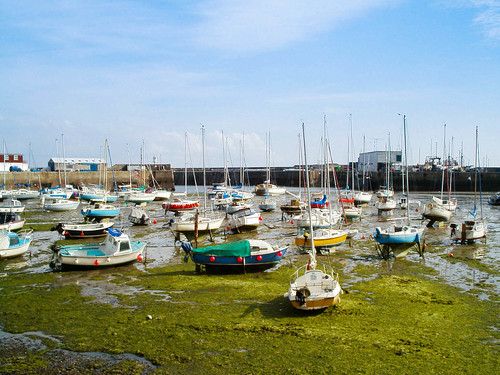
[0,258,498,374]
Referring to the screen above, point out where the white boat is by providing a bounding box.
[227,207,261,232]
[169,212,224,233]
[292,208,341,228]
[0,229,33,258]
[50,228,147,270]
[375,196,397,212]
[286,122,342,311]
[431,196,457,212]
[422,201,452,223]
[0,212,25,231]
[353,191,372,206]
[129,206,151,225]
[254,182,286,196]
[2,189,39,200]
[124,190,156,204]
[451,127,486,244]
[0,198,25,213]
[376,187,394,198]
[81,202,120,219]
[41,196,79,211]
[55,221,114,238]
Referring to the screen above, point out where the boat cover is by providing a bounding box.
[108,228,122,237]
[187,240,251,257]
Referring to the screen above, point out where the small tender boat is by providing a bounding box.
[0,229,33,258]
[55,221,114,239]
[41,197,79,211]
[181,239,287,271]
[451,220,486,243]
[50,228,147,270]
[129,206,151,225]
[227,207,261,232]
[488,192,500,206]
[0,212,25,231]
[81,203,120,219]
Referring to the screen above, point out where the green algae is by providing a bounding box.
[0,259,498,374]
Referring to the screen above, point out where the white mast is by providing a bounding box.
[302,122,316,270]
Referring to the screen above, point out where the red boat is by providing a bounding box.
[162,198,200,212]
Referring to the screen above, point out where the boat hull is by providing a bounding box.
[0,231,32,259]
[56,222,114,239]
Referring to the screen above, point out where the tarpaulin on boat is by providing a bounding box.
[189,240,251,257]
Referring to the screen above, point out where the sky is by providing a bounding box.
[1,0,499,169]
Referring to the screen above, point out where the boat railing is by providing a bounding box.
[290,262,338,286]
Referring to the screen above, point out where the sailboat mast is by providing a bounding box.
[402,115,410,222]
[350,114,355,193]
[184,132,188,193]
[201,125,207,212]
[302,122,316,268]
[474,126,478,210]
[440,124,446,200]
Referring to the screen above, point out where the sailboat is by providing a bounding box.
[81,140,120,220]
[451,126,486,243]
[286,123,343,310]
[373,115,424,259]
[375,134,397,213]
[422,124,454,225]
[124,141,157,204]
[169,126,224,235]
[342,114,362,219]
[353,135,373,206]
[254,132,286,196]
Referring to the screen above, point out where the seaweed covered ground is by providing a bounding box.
[0,253,498,374]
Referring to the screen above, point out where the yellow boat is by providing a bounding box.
[295,228,348,251]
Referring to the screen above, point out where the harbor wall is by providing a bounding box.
[173,168,500,192]
[1,169,175,190]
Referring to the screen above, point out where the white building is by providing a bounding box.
[0,154,29,172]
[357,151,402,173]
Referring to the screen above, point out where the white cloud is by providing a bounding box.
[440,0,500,41]
[192,0,399,52]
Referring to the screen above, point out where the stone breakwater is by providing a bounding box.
[1,169,175,190]
[174,168,500,192]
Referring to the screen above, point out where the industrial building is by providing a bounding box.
[357,151,402,173]
[48,157,106,172]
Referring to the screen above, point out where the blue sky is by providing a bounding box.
[1,0,499,169]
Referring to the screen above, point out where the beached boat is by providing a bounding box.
[292,208,341,229]
[181,239,287,271]
[373,115,425,259]
[258,196,276,212]
[295,228,348,253]
[41,196,79,212]
[286,122,343,311]
[451,127,486,244]
[169,212,224,233]
[55,221,114,239]
[0,229,33,258]
[310,193,328,209]
[280,199,306,215]
[81,202,120,220]
[227,207,261,232]
[488,192,500,206]
[49,228,147,270]
[129,206,151,225]
[163,198,200,212]
[0,212,25,231]
[0,198,25,213]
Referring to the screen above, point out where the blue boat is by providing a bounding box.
[181,239,287,271]
[488,192,500,206]
[81,203,120,219]
[50,228,146,270]
[0,229,33,258]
